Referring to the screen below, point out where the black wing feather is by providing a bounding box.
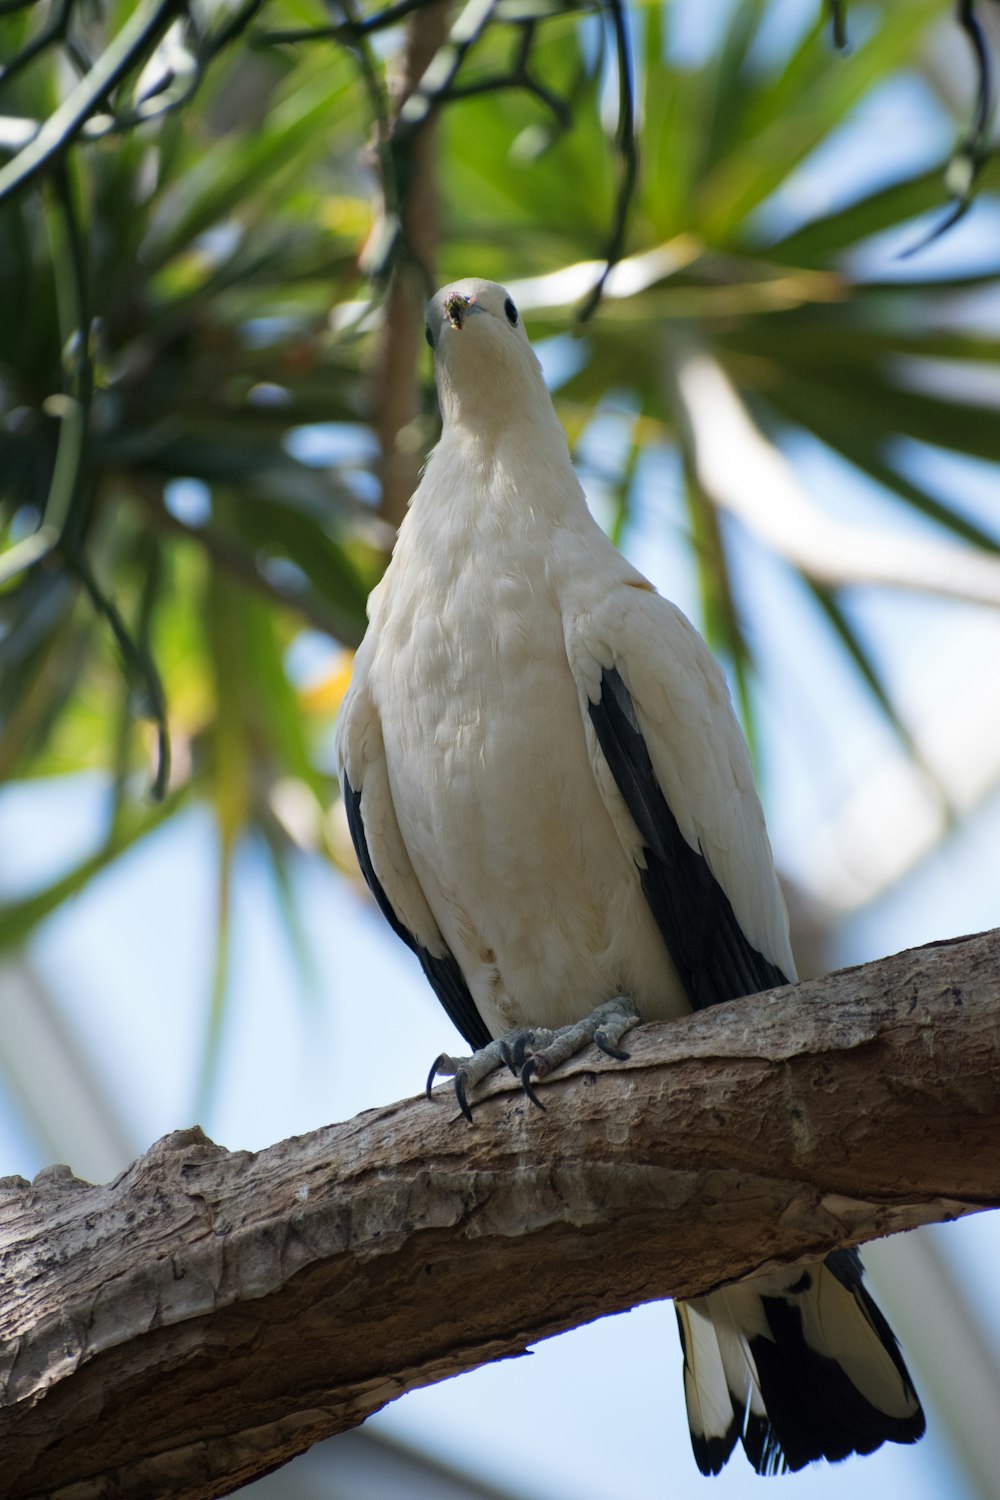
[592,672,925,1477]
[588,667,789,1010]
[749,1249,925,1472]
[342,776,492,1052]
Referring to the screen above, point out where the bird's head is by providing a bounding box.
[425,278,550,432]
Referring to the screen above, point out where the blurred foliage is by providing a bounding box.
[0,0,998,1082]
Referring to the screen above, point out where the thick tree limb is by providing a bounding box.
[2,929,999,1499]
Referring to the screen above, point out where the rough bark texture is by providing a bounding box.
[1,929,999,1500]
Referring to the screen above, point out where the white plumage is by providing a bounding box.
[335,278,924,1475]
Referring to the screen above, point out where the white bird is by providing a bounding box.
[335,277,926,1475]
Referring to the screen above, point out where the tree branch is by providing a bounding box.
[2,929,999,1499]
[372,0,447,530]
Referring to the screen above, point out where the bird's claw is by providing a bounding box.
[426,1038,509,1122]
[594,1030,631,1062]
[425,998,641,1119]
[426,1053,447,1100]
[519,1057,546,1111]
[454,1069,472,1123]
[499,1028,539,1075]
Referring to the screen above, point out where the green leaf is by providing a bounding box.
[261,826,321,1004]
[144,48,361,267]
[694,0,944,245]
[834,438,1000,556]
[806,579,949,812]
[698,0,771,178]
[641,60,717,240]
[682,455,758,762]
[0,788,187,951]
[607,419,641,549]
[763,166,951,264]
[193,815,234,1120]
[233,496,372,633]
[762,362,1000,466]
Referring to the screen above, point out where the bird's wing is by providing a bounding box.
[564,574,796,1009]
[335,645,492,1052]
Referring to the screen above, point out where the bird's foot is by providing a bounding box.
[517,997,641,1108]
[426,997,641,1122]
[426,1036,520,1123]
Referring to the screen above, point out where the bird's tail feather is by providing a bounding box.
[677,1249,925,1476]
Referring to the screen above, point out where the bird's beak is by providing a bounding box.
[444,293,476,331]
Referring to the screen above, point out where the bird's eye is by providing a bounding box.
[424,323,435,350]
[503,297,518,327]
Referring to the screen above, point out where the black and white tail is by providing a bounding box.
[677,1249,925,1476]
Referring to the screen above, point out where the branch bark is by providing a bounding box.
[2,929,999,1500]
[373,2,447,530]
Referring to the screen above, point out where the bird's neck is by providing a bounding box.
[410,404,586,537]
[375,402,601,636]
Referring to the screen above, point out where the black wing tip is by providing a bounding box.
[341,774,492,1054]
[684,1249,925,1478]
[739,1387,925,1476]
[420,949,492,1054]
[693,1404,923,1479]
[743,1414,926,1475]
[747,1265,926,1475]
[589,667,791,1013]
[690,1428,739,1478]
[741,1413,790,1477]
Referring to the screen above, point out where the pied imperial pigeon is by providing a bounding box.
[335,278,926,1476]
